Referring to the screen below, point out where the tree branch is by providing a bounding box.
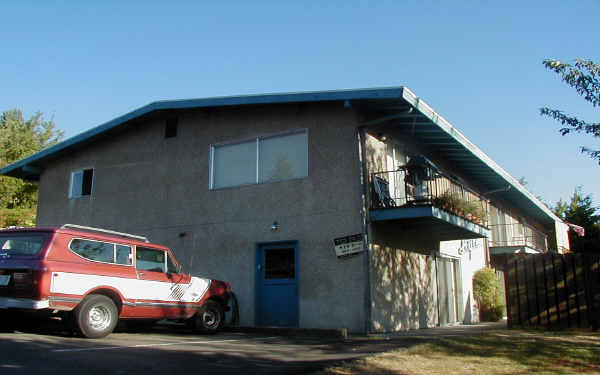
[543,59,600,107]
[539,108,600,136]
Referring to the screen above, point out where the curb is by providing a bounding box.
[222,326,349,339]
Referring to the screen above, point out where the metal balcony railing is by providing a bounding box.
[371,166,489,226]
[489,223,548,252]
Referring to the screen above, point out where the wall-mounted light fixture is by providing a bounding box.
[377,133,387,142]
[270,221,280,231]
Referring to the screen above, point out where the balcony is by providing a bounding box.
[489,223,548,254]
[369,165,490,242]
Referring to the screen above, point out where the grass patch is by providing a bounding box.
[317,330,600,375]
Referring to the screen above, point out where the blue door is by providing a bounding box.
[255,242,299,327]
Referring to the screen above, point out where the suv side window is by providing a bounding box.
[166,253,179,274]
[136,247,165,273]
[70,239,132,265]
[116,244,133,265]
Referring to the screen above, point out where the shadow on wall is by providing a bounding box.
[370,239,438,332]
[365,134,387,174]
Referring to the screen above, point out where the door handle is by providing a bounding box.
[138,272,145,277]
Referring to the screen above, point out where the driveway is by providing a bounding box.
[0,320,506,374]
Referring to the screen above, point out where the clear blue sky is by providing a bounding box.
[1,1,598,206]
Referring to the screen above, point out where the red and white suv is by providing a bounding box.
[0,224,232,338]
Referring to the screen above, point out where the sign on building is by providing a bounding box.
[333,234,363,258]
[439,239,484,259]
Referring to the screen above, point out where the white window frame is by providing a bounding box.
[69,167,94,198]
[209,129,308,190]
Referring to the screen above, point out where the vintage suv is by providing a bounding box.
[0,224,231,338]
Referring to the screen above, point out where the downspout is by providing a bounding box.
[435,254,441,326]
[357,126,372,334]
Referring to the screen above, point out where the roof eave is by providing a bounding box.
[401,88,560,226]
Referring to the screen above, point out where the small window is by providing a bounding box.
[136,246,165,273]
[70,168,94,198]
[265,248,295,279]
[165,117,178,138]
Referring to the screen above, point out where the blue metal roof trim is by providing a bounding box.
[1,87,405,176]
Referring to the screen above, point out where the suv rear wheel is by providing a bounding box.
[75,295,119,338]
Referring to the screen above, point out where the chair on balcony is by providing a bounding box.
[373,176,396,208]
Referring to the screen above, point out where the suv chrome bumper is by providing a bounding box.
[0,297,49,310]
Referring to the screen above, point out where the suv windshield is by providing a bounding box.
[0,233,49,256]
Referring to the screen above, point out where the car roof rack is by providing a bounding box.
[60,224,150,243]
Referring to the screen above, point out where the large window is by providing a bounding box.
[210,130,308,189]
[70,168,94,198]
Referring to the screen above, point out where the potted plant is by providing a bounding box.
[433,193,487,224]
[463,200,488,224]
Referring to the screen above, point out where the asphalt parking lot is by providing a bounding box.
[0,319,426,375]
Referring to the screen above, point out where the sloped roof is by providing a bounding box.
[0,86,560,227]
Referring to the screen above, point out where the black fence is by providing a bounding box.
[505,253,600,330]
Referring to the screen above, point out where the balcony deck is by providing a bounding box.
[369,167,490,240]
[370,205,490,239]
[488,223,548,254]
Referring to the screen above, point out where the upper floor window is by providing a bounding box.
[70,168,94,198]
[210,130,308,189]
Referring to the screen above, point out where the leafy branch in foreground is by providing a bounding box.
[540,58,600,164]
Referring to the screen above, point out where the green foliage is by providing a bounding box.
[0,207,36,228]
[0,109,63,225]
[433,192,487,223]
[433,192,461,211]
[554,186,600,253]
[473,268,504,322]
[540,58,600,163]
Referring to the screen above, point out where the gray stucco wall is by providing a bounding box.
[36,102,367,332]
[369,224,438,332]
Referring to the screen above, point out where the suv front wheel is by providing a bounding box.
[190,300,224,333]
[75,295,119,338]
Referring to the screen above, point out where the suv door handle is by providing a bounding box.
[137,272,145,277]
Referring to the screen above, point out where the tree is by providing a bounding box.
[554,187,600,253]
[540,58,600,164]
[0,109,64,227]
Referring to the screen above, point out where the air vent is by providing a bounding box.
[165,117,178,138]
